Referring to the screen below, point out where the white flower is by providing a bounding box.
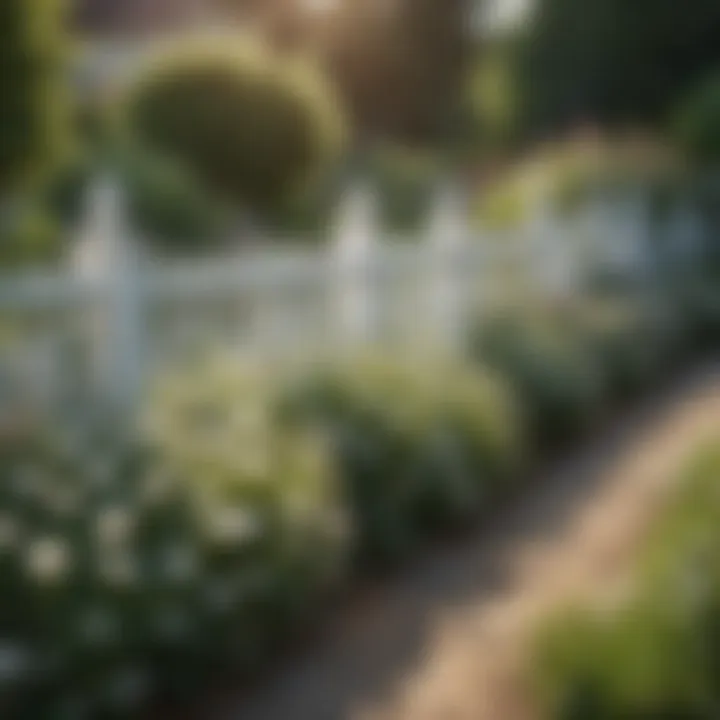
[96,507,135,546]
[26,537,71,584]
[0,643,30,684]
[211,508,264,546]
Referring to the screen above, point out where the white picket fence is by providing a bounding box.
[0,176,706,415]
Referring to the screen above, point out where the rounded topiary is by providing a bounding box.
[122,39,346,216]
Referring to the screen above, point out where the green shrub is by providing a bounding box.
[369,147,439,234]
[122,39,346,216]
[471,306,606,451]
[281,354,524,566]
[0,367,349,717]
[0,200,65,269]
[534,445,720,720]
[676,74,720,167]
[673,276,720,350]
[560,295,690,399]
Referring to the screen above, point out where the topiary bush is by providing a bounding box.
[533,444,720,720]
[281,354,525,567]
[0,366,349,718]
[122,39,346,219]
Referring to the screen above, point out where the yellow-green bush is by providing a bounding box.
[534,445,720,720]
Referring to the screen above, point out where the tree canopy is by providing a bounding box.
[516,0,720,140]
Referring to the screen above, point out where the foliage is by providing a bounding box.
[0,200,65,270]
[673,276,720,350]
[0,371,348,717]
[515,0,720,139]
[676,74,720,167]
[119,150,231,252]
[471,302,607,451]
[465,38,520,157]
[560,295,689,399]
[473,135,683,230]
[122,38,346,215]
[534,444,720,720]
[0,0,71,196]
[281,355,524,566]
[369,145,440,234]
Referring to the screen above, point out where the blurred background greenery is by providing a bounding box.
[3,0,720,264]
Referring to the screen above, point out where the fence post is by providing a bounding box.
[71,175,144,414]
[666,200,705,271]
[332,182,379,349]
[425,180,471,351]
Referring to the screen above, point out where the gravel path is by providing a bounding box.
[202,362,720,720]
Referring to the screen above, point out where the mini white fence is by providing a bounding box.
[0,176,707,415]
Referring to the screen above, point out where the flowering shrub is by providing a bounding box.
[281,355,524,566]
[0,370,349,717]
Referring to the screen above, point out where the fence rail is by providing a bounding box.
[0,177,708,415]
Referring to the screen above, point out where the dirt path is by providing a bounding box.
[206,362,720,720]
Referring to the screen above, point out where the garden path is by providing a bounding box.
[200,361,720,720]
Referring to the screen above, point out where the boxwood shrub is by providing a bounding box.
[281,354,525,567]
[558,294,690,400]
[471,305,607,451]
